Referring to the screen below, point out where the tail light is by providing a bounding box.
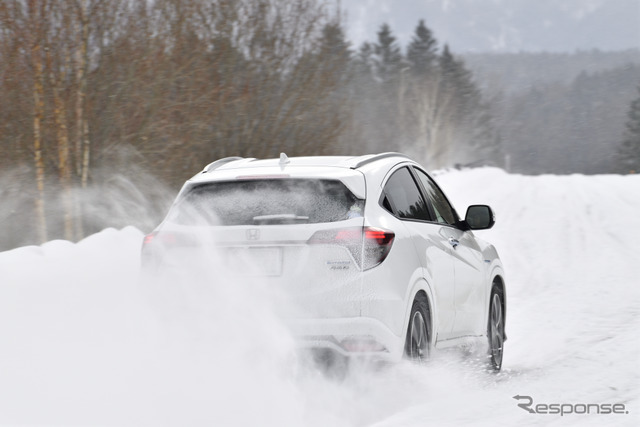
[308,226,395,270]
[141,230,196,267]
[143,231,157,246]
[142,231,195,248]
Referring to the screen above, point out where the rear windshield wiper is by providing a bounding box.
[252,214,309,225]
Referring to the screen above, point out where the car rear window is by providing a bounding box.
[171,179,364,225]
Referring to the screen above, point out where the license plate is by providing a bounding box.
[226,247,283,277]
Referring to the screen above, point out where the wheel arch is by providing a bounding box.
[402,281,436,351]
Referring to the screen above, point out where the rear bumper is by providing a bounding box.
[287,316,405,362]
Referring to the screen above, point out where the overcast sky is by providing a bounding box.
[339,0,640,53]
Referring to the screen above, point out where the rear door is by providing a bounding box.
[380,166,457,340]
[413,168,486,337]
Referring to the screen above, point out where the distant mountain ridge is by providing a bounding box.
[343,0,639,54]
[463,49,640,95]
[473,53,640,174]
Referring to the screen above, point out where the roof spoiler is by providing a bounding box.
[202,157,245,173]
[350,152,412,169]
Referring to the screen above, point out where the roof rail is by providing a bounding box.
[202,157,244,173]
[350,152,412,169]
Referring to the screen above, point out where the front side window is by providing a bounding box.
[382,167,430,221]
[414,169,457,226]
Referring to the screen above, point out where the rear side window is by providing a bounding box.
[171,179,363,225]
[382,167,430,221]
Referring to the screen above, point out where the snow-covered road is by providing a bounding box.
[0,168,638,426]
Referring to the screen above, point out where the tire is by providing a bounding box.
[404,295,431,362]
[487,286,505,371]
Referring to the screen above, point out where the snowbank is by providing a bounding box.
[0,169,638,426]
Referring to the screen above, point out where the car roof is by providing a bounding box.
[216,156,357,170]
[198,152,414,174]
[183,153,422,200]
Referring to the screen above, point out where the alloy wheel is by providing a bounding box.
[409,310,429,361]
[489,292,504,370]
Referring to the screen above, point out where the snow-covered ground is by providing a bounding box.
[0,168,638,426]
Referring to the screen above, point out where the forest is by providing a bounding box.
[0,0,638,249]
[465,51,640,174]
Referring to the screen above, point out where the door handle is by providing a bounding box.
[448,237,459,248]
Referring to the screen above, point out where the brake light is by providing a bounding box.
[308,226,394,270]
[364,229,394,245]
[141,230,198,270]
[142,231,195,250]
[143,232,157,246]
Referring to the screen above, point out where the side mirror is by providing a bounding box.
[464,205,495,230]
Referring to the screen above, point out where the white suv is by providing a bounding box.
[142,153,506,370]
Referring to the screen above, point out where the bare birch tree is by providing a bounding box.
[30,0,49,243]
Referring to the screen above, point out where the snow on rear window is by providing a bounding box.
[171,179,363,225]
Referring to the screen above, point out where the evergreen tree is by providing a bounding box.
[318,23,351,58]
[436,45,500,165]
[353,42,375,80]
[439,44,480,120]
[407,20,438,76]
[619,86,640,173]
[316,22,352,83]
[283,21,353,154]
[343,41,382,153]
[373,23,403,83]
